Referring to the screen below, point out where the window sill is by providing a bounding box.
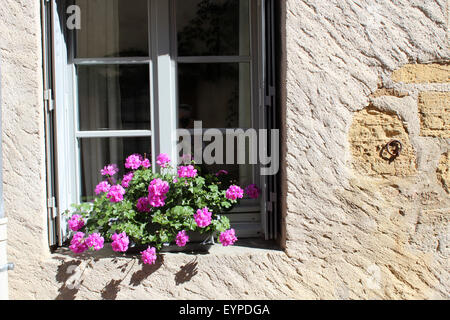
[52,238,282,260]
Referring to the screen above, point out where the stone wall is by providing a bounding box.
[0,0,448,299]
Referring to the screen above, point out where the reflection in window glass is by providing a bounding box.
[75,0,149,58]
[176,0,250,56]
[79,137,151,201]
[178,63,251,129]
[77,65,150,131]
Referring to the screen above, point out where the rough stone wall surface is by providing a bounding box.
[0,0,449,299]
[418,92,450,137]
[437,152,449,193]
[283,0,449,299]
[0,0,51,299]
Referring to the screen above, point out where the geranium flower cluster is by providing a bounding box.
[136,197,152,212]
[69,232,104,253]
[176,230,189,247]
[225,185,244,201]
[125,154,151,170]
[101,164,119,176]
[178,165,198,178]
[141,246,157,265]
[219,229,238,246]
[245,184,260,199]
[95,181,111,195]
[107,184,126,203]
[156,153,171,168]
[148,178,170,207]
[111,232,129,252]
[68,214,85,231]
[68,152,248,266]
[194,207,212,228]
[121,172,134,188]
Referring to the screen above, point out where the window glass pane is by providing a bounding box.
[178,63,251,129]
[79,137,152,201]
[77,65,150,131]
[176,0,250,56]
[75,0,149,58]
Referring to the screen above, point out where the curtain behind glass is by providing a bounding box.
[77,0,123,196]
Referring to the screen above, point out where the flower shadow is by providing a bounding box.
[129,255,165,287]
[101,279,122,300]
[55,259,83,300]
[175,258,198,285]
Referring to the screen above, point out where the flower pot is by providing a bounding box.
[126,231,215,254]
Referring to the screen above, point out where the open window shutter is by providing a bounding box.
[41,0,59,247]
[49,0,78,245]
[261,0,278,240]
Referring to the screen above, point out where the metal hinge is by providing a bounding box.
[48,197,57,219]
[44,89,54,112]
[0,263,14,273]
[264,86,275,107]
[266,192,277,213]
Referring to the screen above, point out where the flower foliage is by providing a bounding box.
[66,153,260,263]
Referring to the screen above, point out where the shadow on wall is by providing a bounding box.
[53,254,201,300]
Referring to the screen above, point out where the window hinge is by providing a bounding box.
[47,196,57,219]
[0,263,14,273]
[44,89,54,112]
[266,192,277,213]
[264,86,275,107]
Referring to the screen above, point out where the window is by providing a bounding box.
[43,0,277,246]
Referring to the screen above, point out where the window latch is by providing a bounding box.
[0,263,14,273]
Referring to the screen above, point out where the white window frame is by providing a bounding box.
[47,0,273,245]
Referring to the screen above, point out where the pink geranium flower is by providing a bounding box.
[121,172,134,188]
[141,246,157,265]
[69,232,88,254]
[141,158,151,169]
[245,184,261,199]
[95,181,111,195]
[106,185,126,203]
[194,207,212,228]
[111,232,129,252]
[100,164,119,176]
[175,230,189,247]
[68,214,85,232]
[136,197,152,213]
[148,178,170,207]
[219,229,238,247]
[125,154,143,170]
[156,153,171,168]
[225,185,244,201]
[178,165,197,178]
[215,170,228,176]
[85,233,104,251]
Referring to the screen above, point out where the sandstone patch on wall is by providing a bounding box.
[392,63,450,84]
[349,106,417,177]
[437,152,449,193]
[418,92,450,138]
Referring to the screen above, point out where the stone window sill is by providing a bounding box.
[53,238,283,259]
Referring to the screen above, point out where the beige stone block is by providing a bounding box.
[392,64,450,83]
[349,107,417,176]
[418,92,450,138]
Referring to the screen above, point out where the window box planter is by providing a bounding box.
[127,231,215,254]
[65,153,256,265]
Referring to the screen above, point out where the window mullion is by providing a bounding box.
[151,0,178,168]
